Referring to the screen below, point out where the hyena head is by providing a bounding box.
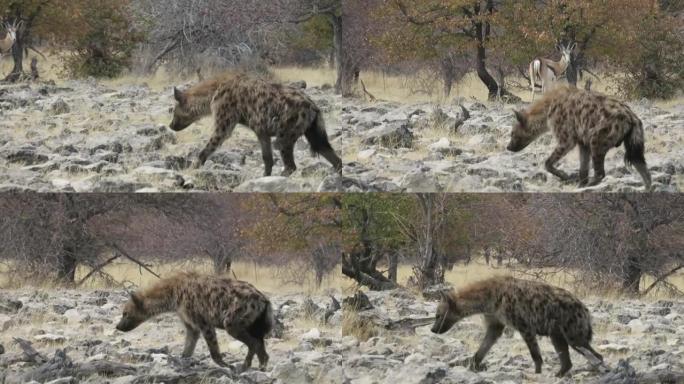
[116,292,149,332]
[431,291,464,334]
[169,87,204,132]
[507,110,547,152]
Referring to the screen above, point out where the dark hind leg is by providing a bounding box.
[571,343,604,367]
[280,142,297,177]
[521,332,543,374]
[200,325,227,367]
[469,317,505,372]
[578,144,591,187]
[227,326,269,371]
[320,147,343,175]
[258,134,274,177]
[587,150,608,187]
[550,331,572,377]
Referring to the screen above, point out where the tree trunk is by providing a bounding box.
[56,195,82,285]
[5,29,25,82]
[441,57,455,97]
[622,253,642,295]
[331,14,357,96]
[387,253,398,283]
[414,194,445,288]
[475,39,499,100]
[56,249,78,283]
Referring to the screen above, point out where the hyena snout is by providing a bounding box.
[431,316,456,334]
[169,117,192,132]
[507,135,529,152]
[115,315,143,332]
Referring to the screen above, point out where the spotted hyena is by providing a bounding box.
[431,276,604,377]
[169,73,343,177]
[116,272,273,371]
[507,86,651,189]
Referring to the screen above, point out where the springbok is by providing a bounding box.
[0,21,19,55]
[529,43,575,101]
[0,21,20,75]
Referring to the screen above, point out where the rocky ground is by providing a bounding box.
[341,289,684,384]
[0,289,344,384]
[0,79,681,192]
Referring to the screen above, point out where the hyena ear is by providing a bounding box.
[514,110,527,125]
[173,87,186,105]
[438,290,449,302]
[130,292,143,308]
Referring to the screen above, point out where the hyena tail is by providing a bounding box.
[304,111,343,174]
[623,119,652,189]
[248,302,274,339]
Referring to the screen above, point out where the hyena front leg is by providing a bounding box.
[200,325,228,367]
[521,332,544,374]
[194,120,237,169]
[578,144,591,187]
[545,141,575,181]
[182,322,200,358]
[258,134,274,177]
[469,318,505,372]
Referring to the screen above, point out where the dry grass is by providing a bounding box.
[335,257,684,301]
[273,66,496,104]
[342,310,380,342]
[0,260,345,296]
[390,260,684,300]
[17,53,681,108]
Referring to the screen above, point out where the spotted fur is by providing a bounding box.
[169,72,343,177]
[507,86,651,189]
[116,272,273,371]
[431,276,603,377]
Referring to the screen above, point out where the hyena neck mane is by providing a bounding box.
[450,280,500,316]
[138,278,182,316]
[184,79,223,117]
[522,86,578,136]
[527,86,577,120]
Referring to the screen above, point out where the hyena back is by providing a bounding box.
[431,276,603,377]
[116,271,274,371]
[169,73,343,177]
[507,86,651,189]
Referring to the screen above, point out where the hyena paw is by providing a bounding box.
[587,178,603,187]
[281,168,296,177]
[467,358,487,372]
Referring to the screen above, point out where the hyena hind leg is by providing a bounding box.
[572,344,608,372]
[227,326,266,371]
[521,332,544,374]
[200,326,228,367]
[258,134,275,177]
[550,331,572,377]
[578,144,591,187]
[279,143,297,177]
[587,150,608,187]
